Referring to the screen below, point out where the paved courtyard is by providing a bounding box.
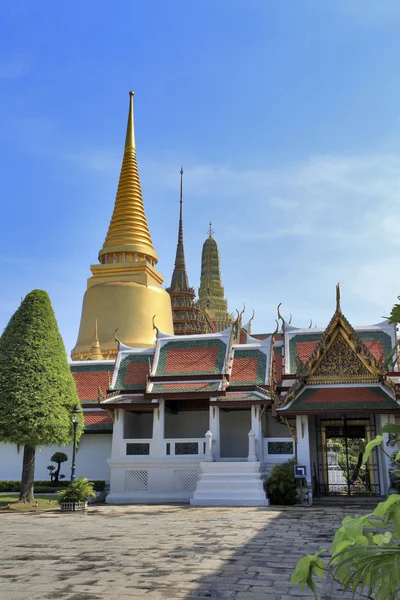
[0,504,365,600]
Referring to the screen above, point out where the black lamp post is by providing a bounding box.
[70,404,80,482]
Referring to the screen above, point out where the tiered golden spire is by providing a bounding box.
[89,319,104,360]
[98,91,158,265]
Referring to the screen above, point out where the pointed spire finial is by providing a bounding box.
[125,91,136,150]
[90,318,104,360]
[336,283,341,313]
[208,221,214,237]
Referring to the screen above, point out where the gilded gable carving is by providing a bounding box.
[311,332,371,380]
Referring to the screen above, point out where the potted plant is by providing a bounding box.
[58,477,96,511]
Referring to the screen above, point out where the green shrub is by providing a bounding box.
[34,486,67,494]
[0,480,106,493]
[265,458,297,505]
[58,477,97,504]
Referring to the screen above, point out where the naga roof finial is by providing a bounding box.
[272,319,279,336]
[289,313,292,324]
[152,314,159,336]
[277,303,284,331]
[309,319,313,329]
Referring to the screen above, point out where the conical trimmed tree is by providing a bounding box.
[0,290,83,502]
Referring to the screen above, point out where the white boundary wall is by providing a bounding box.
[0,434,112,483]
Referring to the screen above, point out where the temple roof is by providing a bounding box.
[151,328,232,378]
[83,410,113,432]
[111,347,154,391]
[279,385,399,414]
[70,360,115,404]
[230,336,272,388]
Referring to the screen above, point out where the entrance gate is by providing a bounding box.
[315,417,380,497]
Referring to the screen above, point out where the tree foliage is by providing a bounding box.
[266,458,297,505]
[0,290,83,447]
[58,477,96,504]
[292,423,400,600]
[50,452,68,482]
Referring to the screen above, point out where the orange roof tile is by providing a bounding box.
[164,346,220,374]
[73,370,113,402]
[231,357,258,382]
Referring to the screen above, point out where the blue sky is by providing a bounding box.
[2,0,400,353]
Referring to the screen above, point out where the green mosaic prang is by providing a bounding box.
[230,349,267,387]
[70,362,113,373]
[151,381,220,394]
[115,354,152,390]
[156,339,227,376]
[288,386,398,412]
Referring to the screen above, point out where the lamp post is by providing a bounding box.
[70,404,80,482]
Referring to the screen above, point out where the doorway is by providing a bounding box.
[219,408,251,459]
[316,418,380,496]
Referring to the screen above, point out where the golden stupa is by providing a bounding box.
[71,92,173,360]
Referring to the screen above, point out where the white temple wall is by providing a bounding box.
[264,411,292,437]
[0,434,112,483]
[220,409,251,458]
[124,412,153,439]
[164,409,209,439]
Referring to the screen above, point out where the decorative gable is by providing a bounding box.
[308,330,373,383]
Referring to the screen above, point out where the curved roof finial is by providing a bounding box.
[114,328,121,345]
[289,313,292,324]
[309,319,313,329]
[277,302,284,331]
[272,319,279,336]
[336,283,341,313]
[152,314,159,336]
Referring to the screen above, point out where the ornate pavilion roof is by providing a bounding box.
[277,285,400,415]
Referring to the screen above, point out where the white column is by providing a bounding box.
[151,399,165,457]
[251,405,262,461]
[296,414,312,503]
[378,414,395,495]
[111,409,124,459]
[248,430,257,462]
[204,430,214,462]
[209,402,220,461]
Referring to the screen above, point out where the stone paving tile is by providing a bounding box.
[0,505,367,600]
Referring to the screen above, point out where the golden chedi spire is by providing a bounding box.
[71,93,173,360]
[99,92,157,265]
[89,320,104,360]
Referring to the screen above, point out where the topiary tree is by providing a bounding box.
[50,452,68,482]
[0,290,83,502]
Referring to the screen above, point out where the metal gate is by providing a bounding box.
[314,416,380,497]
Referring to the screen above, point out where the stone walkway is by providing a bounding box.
[0,504,364,600]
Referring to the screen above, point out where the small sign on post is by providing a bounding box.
[294,465,307,479]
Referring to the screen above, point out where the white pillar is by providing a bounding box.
[204,430,214,462]
[296,414,312,504]
[378,414,395,495]
[111,409,124,459]
[151,399,165,457]
[209,403,220,460]
[248,430,257,462]
[251,405,262,461]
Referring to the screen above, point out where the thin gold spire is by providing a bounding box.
[90,319,104,360]
[98,92,158,264]
[208,221,214,237]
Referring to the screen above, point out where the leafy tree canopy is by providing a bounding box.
[0,290,83,447]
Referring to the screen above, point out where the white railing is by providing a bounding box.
[124,438,153,457]
[165,438,206,457]
[263,437,295,463]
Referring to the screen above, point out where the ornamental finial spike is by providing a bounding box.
[208,221,214,237]
[125,90,136,150]
[336,283,341,313]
